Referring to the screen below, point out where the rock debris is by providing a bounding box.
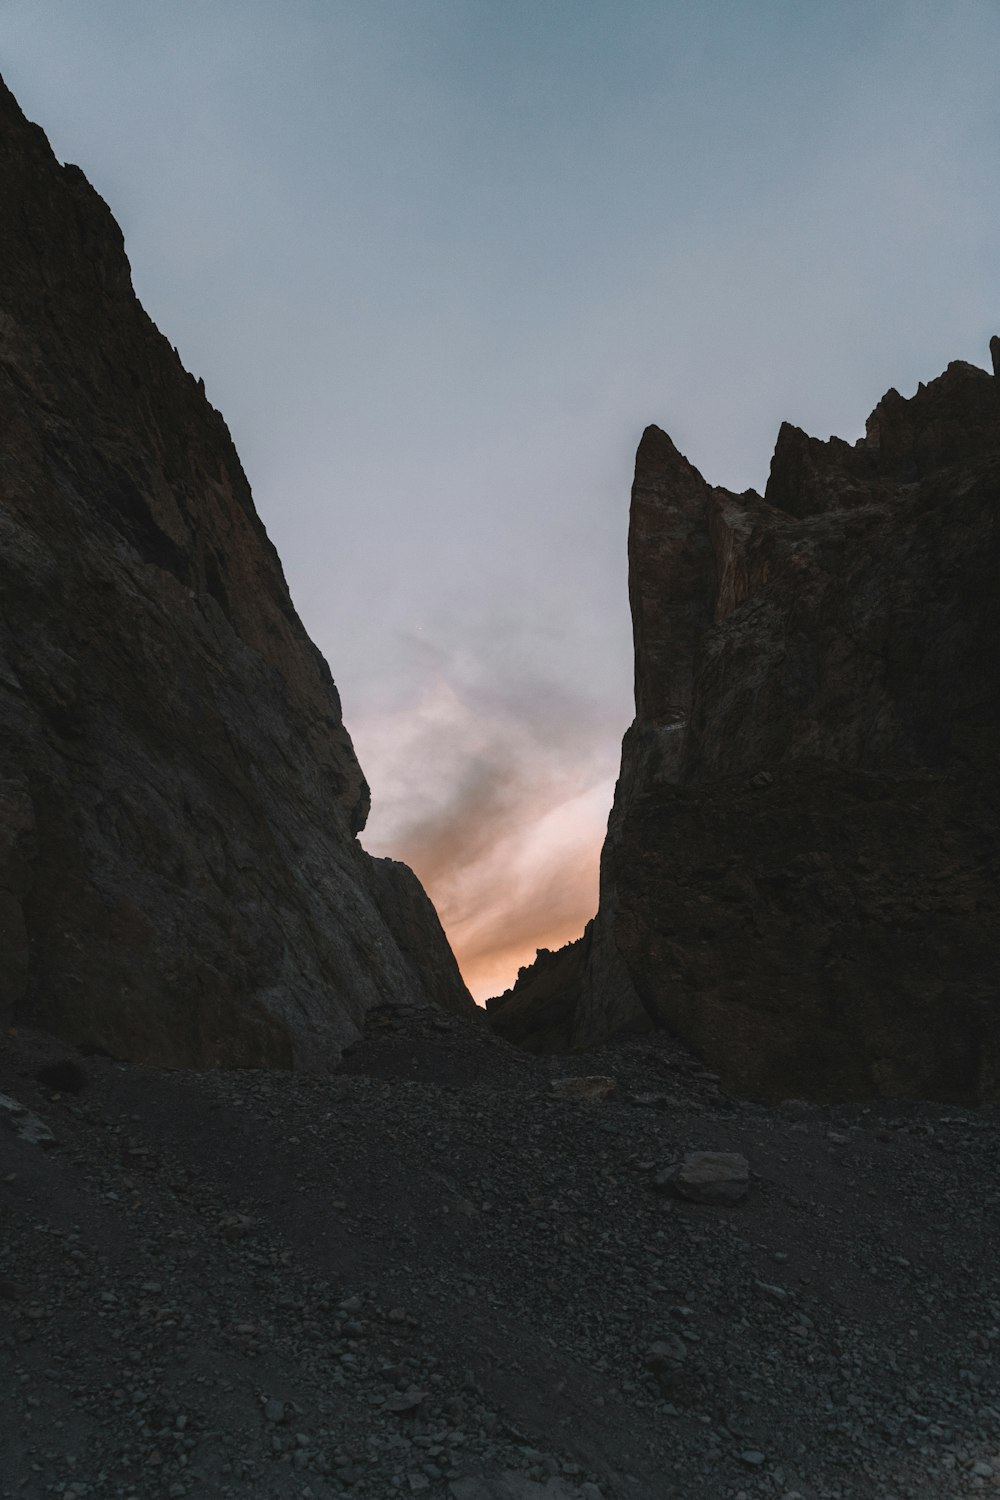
[2,1013,998,1499]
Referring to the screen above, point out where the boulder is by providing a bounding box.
[660,1151,750,1204]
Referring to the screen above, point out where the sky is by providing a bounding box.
[2,1,997,999]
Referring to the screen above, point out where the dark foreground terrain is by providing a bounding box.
[2,1013,998,1500]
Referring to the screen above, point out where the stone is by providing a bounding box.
[384,1389,428,1414]
[755,1281,792,1304]
[644,1335,688,1369]
[643,1333,689,1397]
[0,75,474,1065]
[661,1152,750,1203]
[549,1076,617,1102]
[0,1093,56,1148]
[489,343,1000,1104]
[14,1116,55,1146]
[216,1214,253,1242]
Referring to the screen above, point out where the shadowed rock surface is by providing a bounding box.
[491,352,1000,1102]
[0,76,473,1065]
[484,932,591,1053]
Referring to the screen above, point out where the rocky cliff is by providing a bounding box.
[490,346,1000,1101]
[0,76,473,1065]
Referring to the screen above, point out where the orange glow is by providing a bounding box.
[394,769,607,1004]
[457,913,596,1006]
[355,677,615,1002]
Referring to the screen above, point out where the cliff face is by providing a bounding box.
[491,348,1000,1102]
[0,77,473,1065]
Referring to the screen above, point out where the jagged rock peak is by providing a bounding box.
[629,425,718,731]
[491,341,1000,1103]
[0,74,474,1066]
[765,355,1000,519]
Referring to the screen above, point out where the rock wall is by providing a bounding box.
[491,351,1000,1102]
[0,76,473,1066]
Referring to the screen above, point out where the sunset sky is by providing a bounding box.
[3,1,997,998]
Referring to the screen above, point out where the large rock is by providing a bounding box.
[661,1152,750,1204]
[490,351,1000,1102]
[0,76,474,1065]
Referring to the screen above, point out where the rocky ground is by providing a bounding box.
[2,1009,998,1500]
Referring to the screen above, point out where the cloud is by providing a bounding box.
[355,624,620,1000]
[438,779,609,1001]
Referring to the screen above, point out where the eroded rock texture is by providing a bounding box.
[491,353,1000,1101]
[0,77,473,1065]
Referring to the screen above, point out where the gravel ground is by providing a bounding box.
[1,1010,998,1500]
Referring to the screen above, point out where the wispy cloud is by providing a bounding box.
[355,627,619,1000]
